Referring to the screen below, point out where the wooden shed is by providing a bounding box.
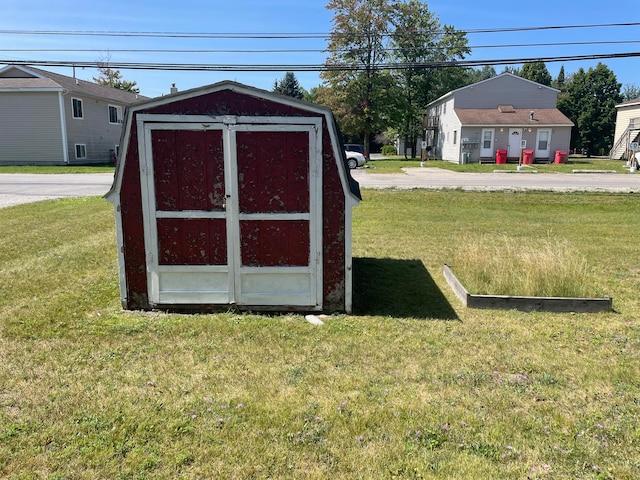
[105,81,361,313]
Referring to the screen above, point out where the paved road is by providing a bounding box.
[352,167,640,193]
[0,173,115,208]
[1,168,638,209]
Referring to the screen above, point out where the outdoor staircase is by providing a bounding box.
[610,118,640,160]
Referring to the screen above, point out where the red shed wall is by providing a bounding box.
[119,89,347,311]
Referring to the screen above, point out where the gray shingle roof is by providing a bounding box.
[0,65,146,104]
[455,108,574,126]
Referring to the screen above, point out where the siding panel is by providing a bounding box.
[65,94,126,163]
[455,75,558,109]
[0,92,64,164]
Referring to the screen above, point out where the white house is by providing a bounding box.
[425,73,573,164]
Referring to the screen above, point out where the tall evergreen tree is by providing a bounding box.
[519,61,552,86]
[272,72,305,99]
[553,65,566,90]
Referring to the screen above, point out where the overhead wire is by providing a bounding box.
[1,21,640,38]
[2,40,640,54]
[4,51,640,72]
[1,22,639,73]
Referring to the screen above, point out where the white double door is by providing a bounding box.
[137,115,323,309]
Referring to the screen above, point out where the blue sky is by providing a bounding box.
[1,0,639,98]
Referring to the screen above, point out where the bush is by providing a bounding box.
[381,145,397,156]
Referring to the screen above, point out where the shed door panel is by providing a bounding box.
[146,127,230,305]
[234,128,319,307]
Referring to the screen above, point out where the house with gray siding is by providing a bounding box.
[610,97,640,160]
[425,73,573,164]
[0,65,144,165]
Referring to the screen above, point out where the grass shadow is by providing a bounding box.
[352,257,459,320]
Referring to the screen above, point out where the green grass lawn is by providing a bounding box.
[1,192,639,479]
[367,156,629,174]
[0,165,116,174]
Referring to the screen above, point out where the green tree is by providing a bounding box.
[558,63,622,156]
[388,0,469,158]
[272,72,305,99]
[320,0,396,156]
[467,65,497,83]
[502,65,521,76]
[552,65,566,91]
[93,64,139,93]
[622,83,640,101]
[519,61,552,86]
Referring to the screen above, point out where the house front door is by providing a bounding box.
[535,129,552,160]
[508,128,523,158]
[138,116,322,309]
[480,128,495,158]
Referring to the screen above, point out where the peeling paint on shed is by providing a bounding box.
[106,81,360,313]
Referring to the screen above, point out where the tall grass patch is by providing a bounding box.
[450,234,601,297]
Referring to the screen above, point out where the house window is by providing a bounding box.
[75,144,87,159]
[72,98,83,119]
[108,105,122,124]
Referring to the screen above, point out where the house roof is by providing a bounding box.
[455,107,574,126]
[0,65,145,104]
[427,72,560,107]
[616,97,640,108]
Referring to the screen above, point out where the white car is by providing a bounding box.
[345,150,366,169]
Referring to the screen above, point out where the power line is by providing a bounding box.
[1,22,639,39]
[2,39,640,55]
[4,51,640,72]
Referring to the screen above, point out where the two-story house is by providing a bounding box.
[425,73,573,164]
[0,64,144,165]
[610,97,640,160]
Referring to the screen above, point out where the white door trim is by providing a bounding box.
[137,115,323,309]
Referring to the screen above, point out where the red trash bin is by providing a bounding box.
[496,149,507,164]
[554,150,568,164]
[522,149,534,164]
